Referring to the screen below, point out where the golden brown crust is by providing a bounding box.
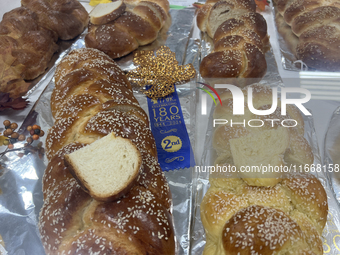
[41,146,174,254]
[85,22,139,59]
[22,0,89,40]
[200,42,267,83]
[296,24,340,71]
[196,0,256,36]
[202,83,327,254]
[41,48,175,254]
[291,6,340,36]
[85,0,169,59]
[201,176,327,254]
[281,176,328,234]
[43,142,88,199]
[275,0,340,71]
[0,6,60,96]
[114,11,158,46]
[54,48,130,88]
[51,72,136,118]
[222,205,311,254]
[196,0,268,84]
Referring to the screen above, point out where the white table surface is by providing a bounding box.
[1,1,340,161]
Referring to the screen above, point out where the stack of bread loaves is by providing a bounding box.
[200,84,328,254]
[85,0,170,59]
[39,48,175,254]
[0,0,88,98]
[274,0,340,71]
[196,0,269,86]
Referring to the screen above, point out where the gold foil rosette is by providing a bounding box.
[127,46,196,98]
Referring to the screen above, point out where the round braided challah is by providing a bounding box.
[274,0,340,71]
[201,175,328,254]
[85,0,170,59]
[40,48,175,254]
[196,0,269,85]
[201,84,328,254]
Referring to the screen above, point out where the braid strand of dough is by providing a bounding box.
[40,48,175,254]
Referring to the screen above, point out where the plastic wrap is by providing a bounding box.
[271,2,340,74]
[191,102,340,253]
[325,106,340,207]
[192,7,340,253]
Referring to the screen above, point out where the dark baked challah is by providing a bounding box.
[0,0,88,98]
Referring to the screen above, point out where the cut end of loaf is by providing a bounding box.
[64,133,142,202]
[90,1,126,25]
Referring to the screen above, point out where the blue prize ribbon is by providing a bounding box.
[147,85,195,171]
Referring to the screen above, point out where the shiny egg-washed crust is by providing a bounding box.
[196,0,269,85]
[85,0,169,59]
[0,7,58,80]
[21,0,89,41]
[0,0,88,98]
[54,48,130,89]
[41,48,175,254]
[273,0,340,71]
[201,174,328,255]
[46,109,157,161]
[41,145,174,254]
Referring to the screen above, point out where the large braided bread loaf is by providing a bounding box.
[201,84,328,254]
[0,0,88,98]
[85,0,170,59]
[196,0,269,85]
[40,48,175,254]
[274,0,340,71]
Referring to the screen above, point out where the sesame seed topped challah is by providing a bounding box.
[200,84,328,254]
[85,0,170,59]
[201,176,328,254]
[196,0,269,85]
[40,48,175,254]
[273,0,340,71]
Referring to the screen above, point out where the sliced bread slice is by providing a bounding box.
[89,1,126,25]
[64,133,142,202]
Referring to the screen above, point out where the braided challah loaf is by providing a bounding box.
[274,0,340,71]
[197,0,269,85]
[40,48,175,254]
[0,0,88,98]
[201,175,328,254]
[85,0,170,59]
[201,84,328,254]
